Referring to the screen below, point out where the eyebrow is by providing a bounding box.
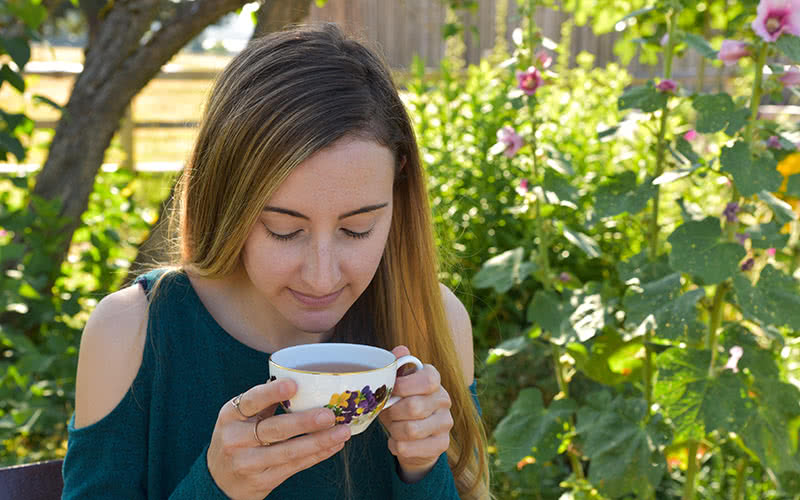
[263,203,389,220]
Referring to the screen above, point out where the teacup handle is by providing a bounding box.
[383,355,424,409]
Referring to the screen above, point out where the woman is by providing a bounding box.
[63,23,489,499]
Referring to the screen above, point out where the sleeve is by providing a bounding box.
[167,445,230,499]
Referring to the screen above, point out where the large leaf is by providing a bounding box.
[576,392,671,497]
[473,247,535,293]
[758,190,798,224]
[776,34,800,63]
[492,387,577,471]
[542,169,579,207]
[654,348,753,441]
[617,251,673,285]
[562,227,601,258]
[667,217,747,285]
[0,37,30,69]
[720,142,782,197]
[786,174,800,198]
[623,273,705,342]
[618,81,667,112]
[684,33,718,60]
[527,288,606,345]
[692,94,748,135]
[594,171,657,217]
[745,222,789,249]
[567,330,643,386]
[733,265,800,330]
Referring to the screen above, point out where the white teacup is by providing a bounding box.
[268,343,423,435]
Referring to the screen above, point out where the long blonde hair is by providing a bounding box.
[164,23,489,498]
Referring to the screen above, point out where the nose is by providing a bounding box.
[300,237,342,295]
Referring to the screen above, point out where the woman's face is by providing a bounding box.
[241,138,395,339]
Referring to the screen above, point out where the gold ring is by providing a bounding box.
[231,393,251,419]
[254,418,271,447]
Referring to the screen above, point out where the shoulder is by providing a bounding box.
[74,284,149,429]
[438,283,474,386]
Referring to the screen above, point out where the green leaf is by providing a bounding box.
[568,330,643,385]
[492,388,576,471]
[692,94,748,135]
[473,247,535,293]
[786,174,800,198]
[562,227,600,258]
[684,33,718,60]
[720,142,782,197]
[542,170,578,207]
[733,265,800,330]
[667,218,747,285]
[654,348,753,441]
[0,64,25,92]
[594,171,657,217]
[617,252,673,285]
[623,273,706,342]
[576,393,670,497]
[0,131,26,161]
[486,336,529,364]
[32,94,63,112]
[745,222,789,249]
[617,6,657,23]
[618,81,667,112]
[776,35,800,63]
[675,136,701,167]
[721,324,780,381]
[527,288,606,345]
[758,190,798,224]
[0,37,30,69]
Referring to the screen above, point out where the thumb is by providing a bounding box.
[391,345,411,358]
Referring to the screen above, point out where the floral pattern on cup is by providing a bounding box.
[325,384,391,425]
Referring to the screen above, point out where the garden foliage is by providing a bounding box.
[410,0,800,497]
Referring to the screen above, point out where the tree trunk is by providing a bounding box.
[29,0,253,284]
[124,0,312,285]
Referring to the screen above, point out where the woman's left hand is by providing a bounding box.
[378,345,454,483]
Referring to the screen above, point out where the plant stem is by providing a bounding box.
[734,458,746,500]
[648,10,677,261]
[552,346,584,479]
[643,329,653,417]
[744,43,768,145]
[683,440,699,500]
[708,282,727,375]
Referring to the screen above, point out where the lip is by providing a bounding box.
[289,288,343,308]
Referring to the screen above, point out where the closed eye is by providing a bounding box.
[263,223,301,241]
[342,228,373,239]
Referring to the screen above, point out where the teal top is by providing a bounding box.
[62,269,479,499]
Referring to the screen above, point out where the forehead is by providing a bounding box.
[266,139,395,209]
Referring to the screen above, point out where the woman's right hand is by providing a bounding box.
[207,378,351,500]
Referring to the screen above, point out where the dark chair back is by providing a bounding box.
[0,459,63,500]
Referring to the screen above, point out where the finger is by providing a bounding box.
[223,379,297,423]
[388,432,450,461]
[256,424,351,469]
[392,365,443,398]
[391,345,411,358]
[253,408,337,445]
[266,439,347,482]
[385,408,454,441]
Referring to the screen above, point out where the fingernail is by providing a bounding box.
[316,410,333,426]
[334,425,350,440]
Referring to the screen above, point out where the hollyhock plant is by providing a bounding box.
[656,79,678,93]
[767,135,782,149]
[516,179,529,196]
[779,67,800,86]
[718,40,750,66]
[683,129,698,141]
[723,201,740,222]
[494,126,523,157]
[751,0,800,42]
[535,50,553,69]
[517,66,543,95]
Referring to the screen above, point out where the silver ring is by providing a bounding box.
[231,393,251,419]
[254,418,271,447]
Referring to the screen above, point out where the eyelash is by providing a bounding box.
[263,224,373,242]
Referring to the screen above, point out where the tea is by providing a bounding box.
[294,362,375,373]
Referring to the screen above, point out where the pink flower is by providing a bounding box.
[496,126,523,158]
[516,67,543,95]
[656,79,678,93]
[683,129,698,141]
[558,272,571,283]
[535,50,553,69]
[516,179,529,195]
[767,135,782,149]
[0,229,7,238]
[660,34,670,47]
[751,0,800,42]
[779,67,800,86]
[767,247,777,256]
[724,346,744,373]
[718,40,750,66]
